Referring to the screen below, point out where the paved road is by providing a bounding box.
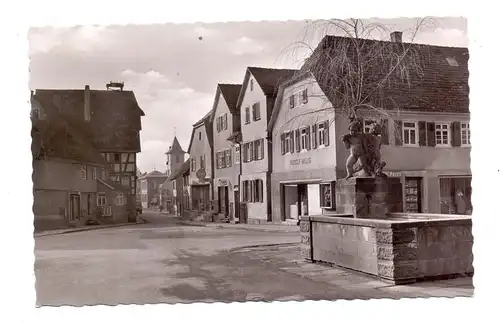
[35,211,473,306]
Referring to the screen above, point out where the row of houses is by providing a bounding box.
[153,31,471,224]
[31,82,144,231]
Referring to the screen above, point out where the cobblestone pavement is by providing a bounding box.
[35,213,473,306]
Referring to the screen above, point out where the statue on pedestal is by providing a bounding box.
[341,115,387,179]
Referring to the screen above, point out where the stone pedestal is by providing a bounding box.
[335,177,403,219]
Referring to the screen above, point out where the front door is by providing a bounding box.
[69,194,81,221]
[87,193,92,216]
[297,184,308,217]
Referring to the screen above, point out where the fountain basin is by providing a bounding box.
[299,213,473,284]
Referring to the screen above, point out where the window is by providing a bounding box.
[245,107,251,124]
[225,149,232,167]
[116,192,125,206]
[435,123,450,146]
[250,79,254,91]
[200,155,205,169]
[92,167,97,179]
[461,122,471,145]
[284,132,291,154]
[302,89,308,104]
[446,57,459,67]
[300,127,310,151]
[97,193,107,206]
[318,123,325,146]
[216,114,228,132]
[114,153,120,162]
[253,139,264,160]
[403,122,418,146]
[121,176,130,186]
[242,179,263,203]
[103,206,112,217]
[252,103,261,121]
[191,157,196,172]
[80,166,87,179]
[363,119,378,133]
[235,146,240,164]
[199,132,202,140]
[289,94,295,109]
[319,182,335,209]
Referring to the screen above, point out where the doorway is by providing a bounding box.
[218,186,229,218]
[69,194,81,221]
[297,184,308,217]
[235,190,244,223]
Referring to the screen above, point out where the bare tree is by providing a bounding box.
[276,17,437,133]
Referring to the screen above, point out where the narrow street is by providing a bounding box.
[34,211,473,306]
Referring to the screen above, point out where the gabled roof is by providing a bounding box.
[268,35,469,133]
[209,83,242,126]
[188,109,214,154]
[138,170,169,180]
[33,87,145,152]
[166,136,186,155]
[97,179,130,191]
[32,98,108,165]
[235,67,298,112]
[168,159,190,181]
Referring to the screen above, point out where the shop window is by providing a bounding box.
[319,182,335,210]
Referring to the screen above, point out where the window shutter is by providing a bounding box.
[451,121,462,147]
[312,124,318,149]
[394,120,403,146]
[418,121,427,146]
[290,132,295,153]
[249,142,254,161]
[331,182,336,210]
[228,149,232,166]
[281,134,286,155]
[252,104,256,121]
[260,139,264,160]
[324,120,330,146]
[302,89,308,104]
[224,114,228,129]
[290,95,294,109]
[306,126,311,150]
[295,129,301,151]
[259,179,264,203]
[427,122,436,147]
[250,180,254,202]
[381,119,389,145]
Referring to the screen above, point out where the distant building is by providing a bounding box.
[168,160,191,217]
[268,33,471,223]
[137,171,169,209]
[236,67,297,224]
[161,137,187,214]
[211,83,242,222]
[185,109,214,220]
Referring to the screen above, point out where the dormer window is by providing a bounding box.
[250,79,254,91]
[31,108,40,120]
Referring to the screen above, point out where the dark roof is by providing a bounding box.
[166,136,186,155]
[268,35,469,132]
[188,109,214,154]
[219,84,242,114]
[32,100,108,165]
[168,159,190,181]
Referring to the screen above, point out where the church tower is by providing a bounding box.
[165,136,186,177]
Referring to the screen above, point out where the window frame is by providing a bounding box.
[317,123,325,146]
[284,132,292,154]
[300,127,310,152]
[245,107,251,124]
[363,119,378,134]
[235,145,240,164]
[402,121,419,147]
[97,193,107,206]
[80,166,88,179]
[460,122,471,146]
[435,122,451,147]
[116,192,125,206]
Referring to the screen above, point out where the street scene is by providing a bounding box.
[30,16,472,305]
[35,210,472,306]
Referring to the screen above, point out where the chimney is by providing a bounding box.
[390,31,403,43]
[84,85,91,121]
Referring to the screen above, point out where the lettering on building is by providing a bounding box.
[290,157,312,166]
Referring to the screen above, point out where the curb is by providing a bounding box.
[34,217,149,237]
[179,221,299,233]
[229,242,300,253]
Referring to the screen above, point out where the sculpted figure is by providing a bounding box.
[341,115,387,179]
[341,117,368,179]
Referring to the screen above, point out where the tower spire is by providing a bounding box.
[174,126,177,137]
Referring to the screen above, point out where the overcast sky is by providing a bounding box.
[29,17,467,173]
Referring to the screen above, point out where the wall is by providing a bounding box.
[33,190,69,231]
[96,183,128,224]
[213,90,240,217]
[33,159,99,192]
[189,123,213,202]
[240,73,270,175]
[272,76,338,174]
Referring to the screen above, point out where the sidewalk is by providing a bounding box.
[180,220,300,233]
[232,243,474,299]
[34,216,148,237]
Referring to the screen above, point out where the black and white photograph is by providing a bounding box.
[4,1,498,321]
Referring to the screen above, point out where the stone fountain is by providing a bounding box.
[299,117,473,285]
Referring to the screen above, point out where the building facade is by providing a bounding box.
[161,137,187,213]
[211,84,242,222]
[137,171,169,209]
[237,67,297,224]
[32,83,145,202]
[186,110,214,219]
[268,34,471,223]
[168,160,191,218]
